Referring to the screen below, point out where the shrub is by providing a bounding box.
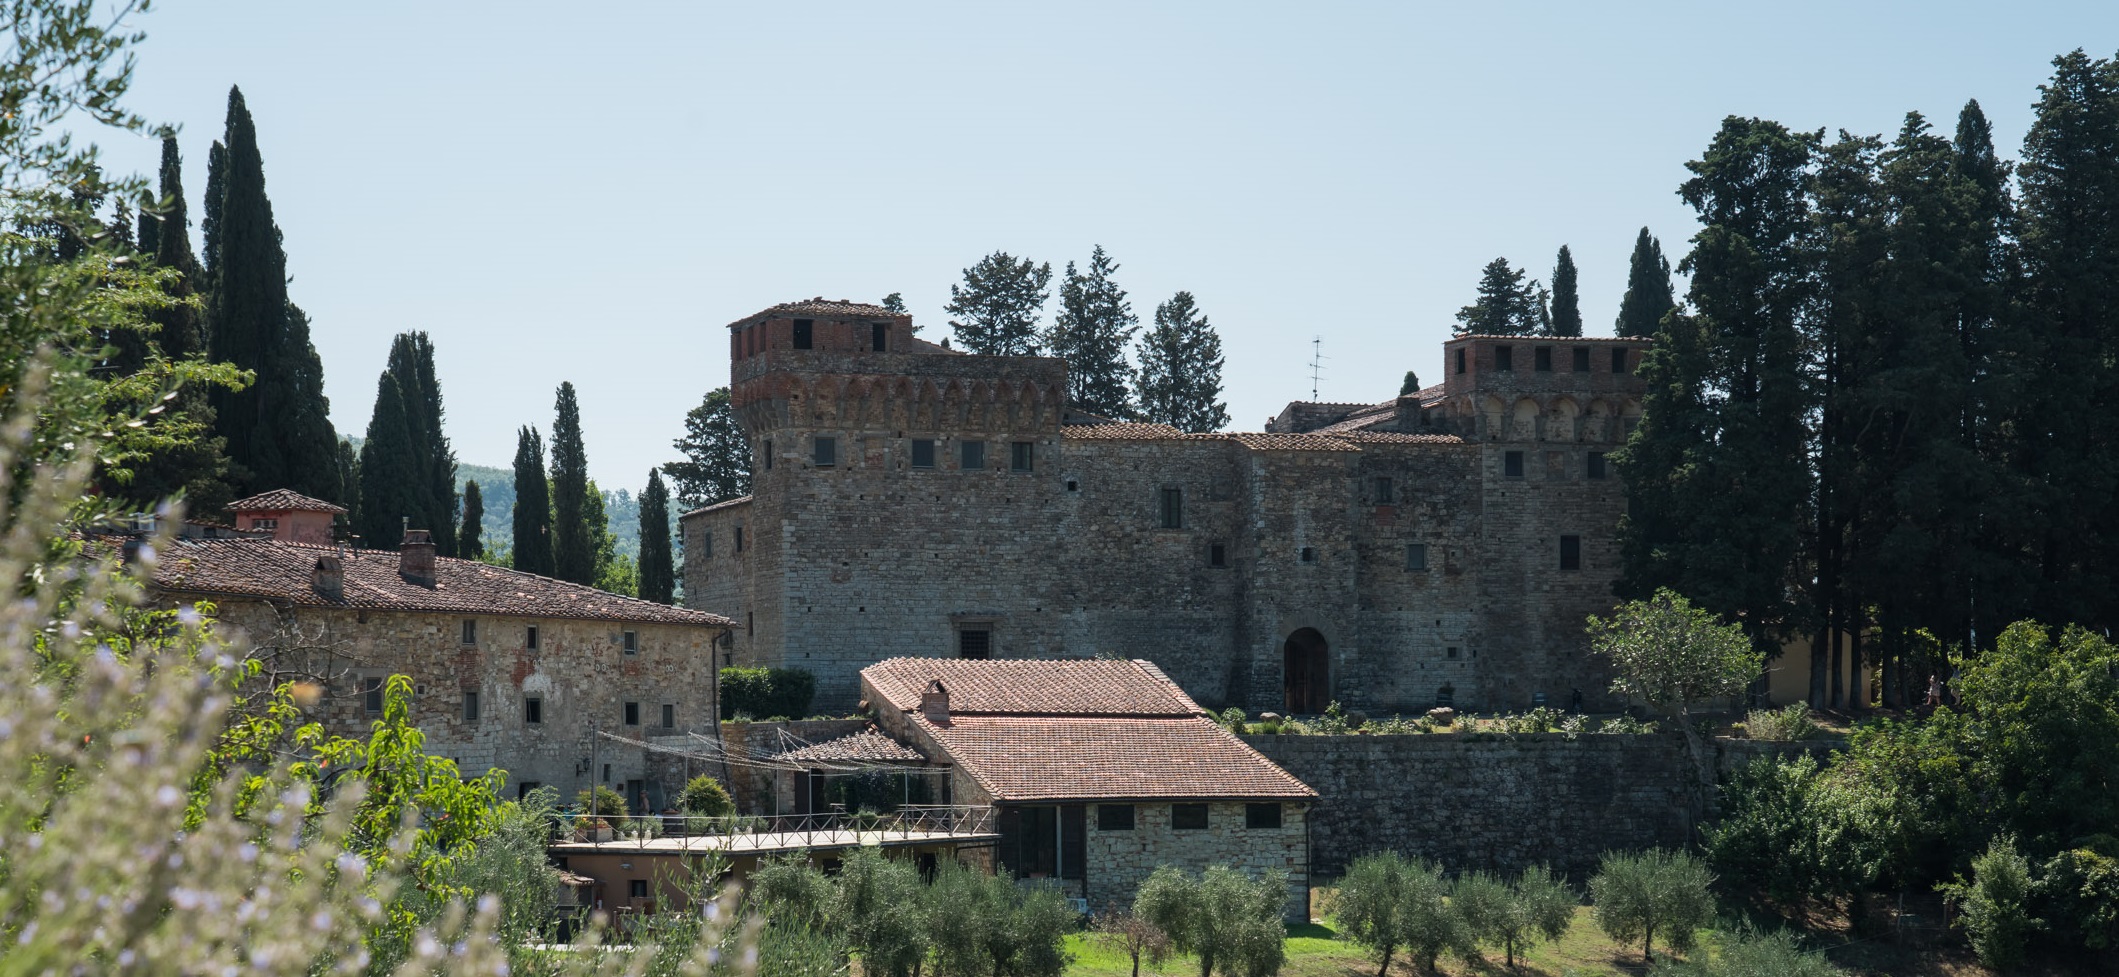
[2041,846,2119,951]
[1705,755,1879,917]
[1136,864,1289,977]
[678,774,735,818]
[834,847,927,977]
[719,666,816,720]
[575,784,628,819]
[1496,706,1567,734]
[747,854,835,930]
[1599,714,1660,734]
[1648,926,1844,976]
[1744,702,1821,742]
[1590,848,1716,961]
[1941,837,2042,971]
[1454,865,1576,968]
[1219,707,1249,732]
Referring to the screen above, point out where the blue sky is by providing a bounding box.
[93,1,2119,490]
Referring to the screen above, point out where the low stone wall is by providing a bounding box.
[1244,732,1850,881]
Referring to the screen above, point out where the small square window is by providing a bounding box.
[1446,647,1460,660]
[1246,803,1282,829]
[527,625,539,650]
[1300,546,1317,564]
[872,322,888,352]
[463,691,480,722]
[792,319,813,350]
[813,436,837,467]
[1098,804,1136,831]
[1209,543,1227,568]
[1572,346,1591,372]
[1560,534,1582,571]
[661,704,675,728]
[1159,487,1183,529]
[629,879,648,899]
[622,630,638,654]
[1010,441,1034,472]
[1612,347,1630,373]
[1504,450,1525,478]
[1455,348,1467,375]
[1587,451,1608,480]
[958,628,991,660]
[461,619,477,644]
[961,441,986,471]
[362,677,384,714]
[624,702,640,726]
[1171,803,1208,830]
[1495,346,1514,371]
[1374,476,1394,504]
[1406,543,1428,572]
[1534,346,1553,372]
[524,696,544,724]
[911,439,936,469]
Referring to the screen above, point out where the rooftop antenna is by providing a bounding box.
[1309,335,1327,401]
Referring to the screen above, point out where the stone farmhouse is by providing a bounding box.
[141,494,731,802]
[682,300,1650,715]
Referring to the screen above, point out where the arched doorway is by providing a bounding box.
[1283,628,1330,714]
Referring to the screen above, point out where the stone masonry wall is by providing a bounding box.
[1084,800,1309,922]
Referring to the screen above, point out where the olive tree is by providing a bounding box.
[1136,864,1289,977]
[1452,865,1576,968]
[1331,853,1469,975]
[1590,848,1716,962]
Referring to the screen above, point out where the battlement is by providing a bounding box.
[1437,335,1648,443]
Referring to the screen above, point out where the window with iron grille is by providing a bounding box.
[1159,487,1183,529]
[911,439,936,469]
[958,628,991,660]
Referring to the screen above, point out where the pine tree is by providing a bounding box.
[1453,258,1543,335]
[1550,245,1582,336]
[637,469,675,604]
[458,480,485,560]
[205,87,339,501]
[1950,98,2024,652]
[881,292,906,314]
[355,333,457,552]
[666,387,752,510]
[549,382,595,585]
[511,426,553,576]
[1135,291,1229,433]
[944,251,1052,355]
[1615,228,1677,337]
[1048,245,1139,418]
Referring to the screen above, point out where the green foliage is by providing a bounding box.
[881,292,907,314]
[456,479,484,559]
[1136,290,1230,433]
[1453,257,1544,335]
[510,425,553,576]
[1399,371,1421,396]
[2039,846,2119,951]
[666,386,751,511]
[1332,851,1469,976]
[921,858,1074,977]
[1590,848,1716,961]
[1741,702,1820,741]
[834,847,928,977]
[1941,837,2042,971]
[637,468,676,603]
[1587,589,1760,722]
[1136,864,1289,977]
[1705,755,1879,916]
[575,784,628,819]
[1453,866,1576,967]
[678,774,734,818]
[946,250,1052,355]
[1048,245,1140,419]
[720,666,817,720]
[1549,245,1582,336]
[549,381,595,584]
[355,332,458,552]
[1614,227,1675,337]
[1648,926,1844,977]
[749,855,836,930]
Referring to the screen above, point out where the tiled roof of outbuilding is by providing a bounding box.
[915,715,1315,803]
[225,489,347,514]
[680,495,752,519]
[150,538,731,627]
[728,299,902,328]
[865,657,1199,717]
[767,730,926,765]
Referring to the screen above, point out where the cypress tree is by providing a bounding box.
[637,469,675,604]
[1550,245,1582,336]
[134,192,158,257]
[459,480,485,560]
[201,139,225,280]
[1401,371,1422,396]
[1951,98,2025,651]
[1615,228,1677,337]
[355,370,418,548]
[549,382,595,585]
[944,251,1052,355]
[1454,258,1542,335]
[511,426,554,576]
[355,333,457,552]
[1048,245,1139,419]
[1134,290,1230,433]
[666,386,751,510]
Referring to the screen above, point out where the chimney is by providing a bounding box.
[312,555,344,601]
[919,680,950,726]
[398,529,436,587]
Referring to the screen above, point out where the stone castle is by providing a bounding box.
[681,299,1647,715]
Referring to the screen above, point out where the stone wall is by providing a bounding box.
[1083,800,1310,922]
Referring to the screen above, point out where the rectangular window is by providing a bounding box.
[1209,542,1227,568]
[792,319,813,350]
[1406,543,1428,571]
[961,441,986,471]
[872,322,888,352]
[1612,347,1629,373]
[1171,803,1209,830]
[624,702,640,726]
[702,533,713,558]
[1560,534,1582,571]
[1097,804,1135,831]
[958,628,991,660]
[622,630,638,654]
[362,677,383,715]
[461,619,477,644]
[661,703,675,728]
[747,611,754,635]
[1374,476,1394,504]
[1455,347,1467,375]
[629,879,649,899]
[1534,346,1553,372]
[463,691,480,722]
[527,625,539,650]
[1504,450,1525,478]
[764,439,773,470]
[911,438,936,469]
[1573,346,1591,372]
[1010,441,1034,472]
[1246,803,1282,829]
[1159,487,1183,529]
[1587,451,1608,480]
[813,436,837,467]
[1495,346,1514,371]
[735,526,745,552]
[1300,546,1317,563]
[524,696,543,724]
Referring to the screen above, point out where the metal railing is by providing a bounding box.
[549,804,995,849]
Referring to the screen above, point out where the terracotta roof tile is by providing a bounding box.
[225,489,347,514]
[865,658,1199,717]
[1062,423,1186,440]
[1210,433,1364,452]
[728,299,903,328]
[150,537,731,627]
[680,495,752,520]
[768,729,926,765]
[915,715,1316,803]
